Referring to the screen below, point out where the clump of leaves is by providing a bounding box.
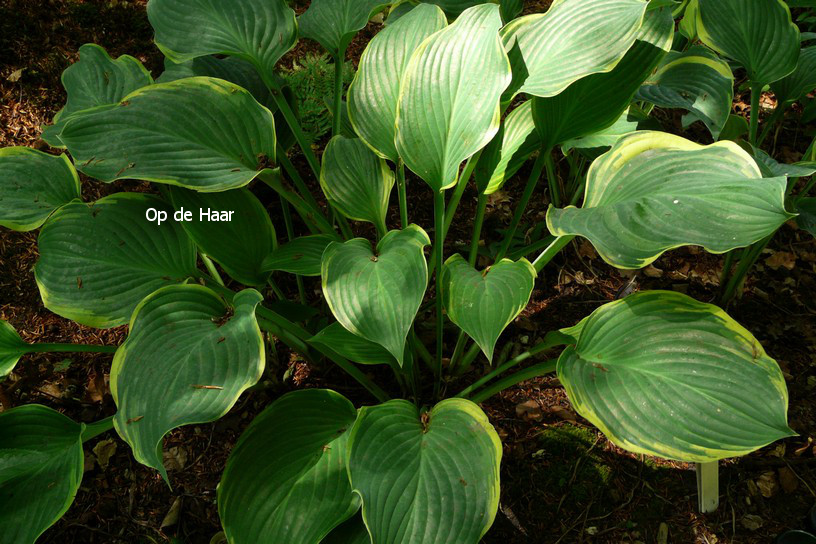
[280,52,353,143]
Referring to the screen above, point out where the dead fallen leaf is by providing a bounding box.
[7,68,23,82]
[765,251,796,271]
[515,399,542,421]
[778,467,799,493]
[643,265,663,278]
[92,439,117,471]
[756,471,778,498]
[548,405,577,424]
[577,240,597,259]
[161,497,181,529]
[162,446,188,472]
[741,514,764,531]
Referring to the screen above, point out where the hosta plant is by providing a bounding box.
[1,0,813,542]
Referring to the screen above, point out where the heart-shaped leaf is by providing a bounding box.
[0,319,26,378]
[147,0,297,85]
[396,3,511,191]
[219,389,359,544]
[502,0,648,99]
[0,405,84,544]
[547,131,793,269]
[41,43,153,147]
[299,0,388,58]
[168,187,275,286]
[697,0,799,84]
[59,77,276,192]
[348,398,501,544]
[310,322,397,366]
[474,101,540,195]
[0,147,80,231]
[34,193,197,328]
[636,45,734,139]
[112,285,264,482]
[321,136,394,233]
[262,234,336,277]
[771,46,816,105]
[558,290,795,462]
[442,255,535,361]
[532,6,673,149]
[157,55,272,107]
[322,225,430,366]
[348,3,447,162]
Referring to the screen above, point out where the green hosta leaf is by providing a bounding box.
[322,225,429,366]
[219,389,358,544]
[396,3,510,191]
[560,110,638,153]
[59,77,276,192]
[0,405,83,544]
[679,0,700,40]
[753,148,816,178]
[636,45,733,139]
[502,0,648,99]
[348,398,501,544]
[41,43,153,147]
[348,3,447,162]
[321,136,394,232]
[112,285,264,482]
[547,132,793,269]
[474,101,540,195]
[147,0,297,86]
[0,147,80,231]
[168,187,275,286]
[558,290,795,462]
[442,255,535,361]
[299,0,388,58]
[697,0,799,84]
[426,0,485,16]
[310,322,396,366]
[0,319,26,378]
[157,56,272,107]
[719,113,750,142]
[35,193,197,328]
[796,198,816,236]
[323,515,371,544]
[532,6,673,149]
[771,46,816,105]
[262,234,335,277]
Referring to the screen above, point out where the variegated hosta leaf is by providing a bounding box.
[0,147,80,232]
[771,46,816,105]
[320,136,395,233]
[697,0,800,84]
[157,55,272,107]
[442,255,536,361]
[426,0,485,16]
[322,225,430,366]
[219,389,359,544]
[168,187,275,286]
[147,0,297,85]
[753,148,816,179]
[348,399,501,544]
[547,131,793,269]
[0,405,84,544]
[474,100,540,195]
[636,45,734,140]
[501,0,648,99]
[112,285,264,482]
[0,319,26,378]
[395,3,511,191]
[41,43,153,147]
[558,290,795,462]
[59,77,276,192]
[533,6,673,149]
[34,193,197,328]
[560,109,638,153]
[262,234,336,277]
[310,322,398,366]
[299,0,388,58]
[348,3,447,162]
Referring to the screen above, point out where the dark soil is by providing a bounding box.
[1,1,815,543]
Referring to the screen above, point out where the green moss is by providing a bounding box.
[535,424,612,505]
[280,53,353,143]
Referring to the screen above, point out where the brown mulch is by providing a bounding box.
[1,1,815,543]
